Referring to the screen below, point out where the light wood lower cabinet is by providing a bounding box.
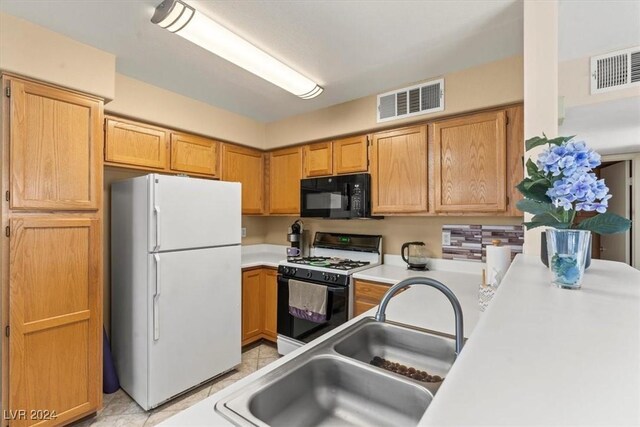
[354,279,404,317]
[268,147,302,214]
[241,269,263,344]
[432,110,507,212]
[170,132,220,177]
[9,217,102,427]
[105,116,169,171]
[242,268,278,345]
[262,269,278,341]
[370,126,428,214]
[221,144,264,215]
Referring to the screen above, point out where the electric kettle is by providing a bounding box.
[401,241,429,270]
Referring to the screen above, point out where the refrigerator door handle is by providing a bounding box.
[154,205,161,251]
[153,296,160,341]
[154,253,161,296]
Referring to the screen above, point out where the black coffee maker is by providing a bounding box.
[287,220,308,258]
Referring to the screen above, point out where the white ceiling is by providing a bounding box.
[0,0,523,122]
[559,97,640,155]
[559,0,640,61]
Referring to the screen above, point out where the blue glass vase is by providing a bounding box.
[546,228,591,289]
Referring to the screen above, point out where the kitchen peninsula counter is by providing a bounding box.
[162,255,640,426]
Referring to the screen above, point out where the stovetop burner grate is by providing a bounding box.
[287,256,370,270]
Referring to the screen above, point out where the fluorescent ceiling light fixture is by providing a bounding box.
[151,0,323,99]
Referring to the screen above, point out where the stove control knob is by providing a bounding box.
[292,268,297,275]
[332,275,339,282]
[306,271,312,278]
[282,267,289,274]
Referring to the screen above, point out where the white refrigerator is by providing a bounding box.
[111,174,241,410]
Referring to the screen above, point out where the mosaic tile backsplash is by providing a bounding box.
[442,224,524,262]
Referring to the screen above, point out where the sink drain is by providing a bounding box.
[370,357,443,383]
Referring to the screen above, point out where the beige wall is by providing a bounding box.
[106,74,266,149]
[523,1,558,255]
[0,12,115,99]
[559,55,640,109]
[265,55,524,148]
[264,216,522,258]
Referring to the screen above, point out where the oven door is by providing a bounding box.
[277,275,349,344]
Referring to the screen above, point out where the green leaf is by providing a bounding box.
[525,136,548,151]
[527,159,540,178]
[516,180,551,203]
[516,199,557,216]
[546,135,575,146]
[523,178,549,190]
[577,212,631,234]
[522,212,575,231]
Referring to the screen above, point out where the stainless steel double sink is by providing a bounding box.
[215,317,458,426]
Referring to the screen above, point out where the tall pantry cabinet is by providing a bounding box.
[1,75,104,426]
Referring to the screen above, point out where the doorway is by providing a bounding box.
[587,155,638,268]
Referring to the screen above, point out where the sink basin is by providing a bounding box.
[222,355,432,426]
[333,320,456,393]
[215,318,458,426]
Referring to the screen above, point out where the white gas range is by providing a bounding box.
[276,232,382,355]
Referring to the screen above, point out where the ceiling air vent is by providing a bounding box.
[590,46,640,94]
[377,78,444,123]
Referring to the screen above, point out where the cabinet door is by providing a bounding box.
[303,142,332,177]
[221,144,264,214]
[105,117,168,170]
[242,269,263,345]
[370,126,428,213]
[10,79,102,210]
[9,217,101,426]
[262,269,278,342]
[170,133,219,177]
[334,135,368,174]
[269,147,302,214]
[433,110,507,212]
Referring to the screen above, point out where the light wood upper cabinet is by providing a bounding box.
[370,126,428,213]
[105,117,168,171]
[170,132,220,177]
[269,147,302,215]
[9,217,101,426]
[303,142,333,177]
[433,110,507,212]
[9,78,102,210]
[241,269,263,345]
[222,144,264,214]
[262,269,278,341]
[334,135,368,174]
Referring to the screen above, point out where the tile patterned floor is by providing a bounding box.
[73,342,279,427]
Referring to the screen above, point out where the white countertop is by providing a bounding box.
[240,244,286,269]
[422,255,640,426]
[163,254,640,426]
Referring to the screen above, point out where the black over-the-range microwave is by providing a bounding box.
[300,173,379,219]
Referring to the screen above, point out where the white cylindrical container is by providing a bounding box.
[486,239,511,287]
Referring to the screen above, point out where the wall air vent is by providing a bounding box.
[377,78,444,123]
[590,46,640,94]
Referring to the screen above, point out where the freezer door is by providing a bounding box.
[149,174,241,252]
[147,245,241,408]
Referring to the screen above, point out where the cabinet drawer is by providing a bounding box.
[355,280,404,303]
[354,300,377,317]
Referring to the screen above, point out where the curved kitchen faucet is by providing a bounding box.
[374,277,465,355]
